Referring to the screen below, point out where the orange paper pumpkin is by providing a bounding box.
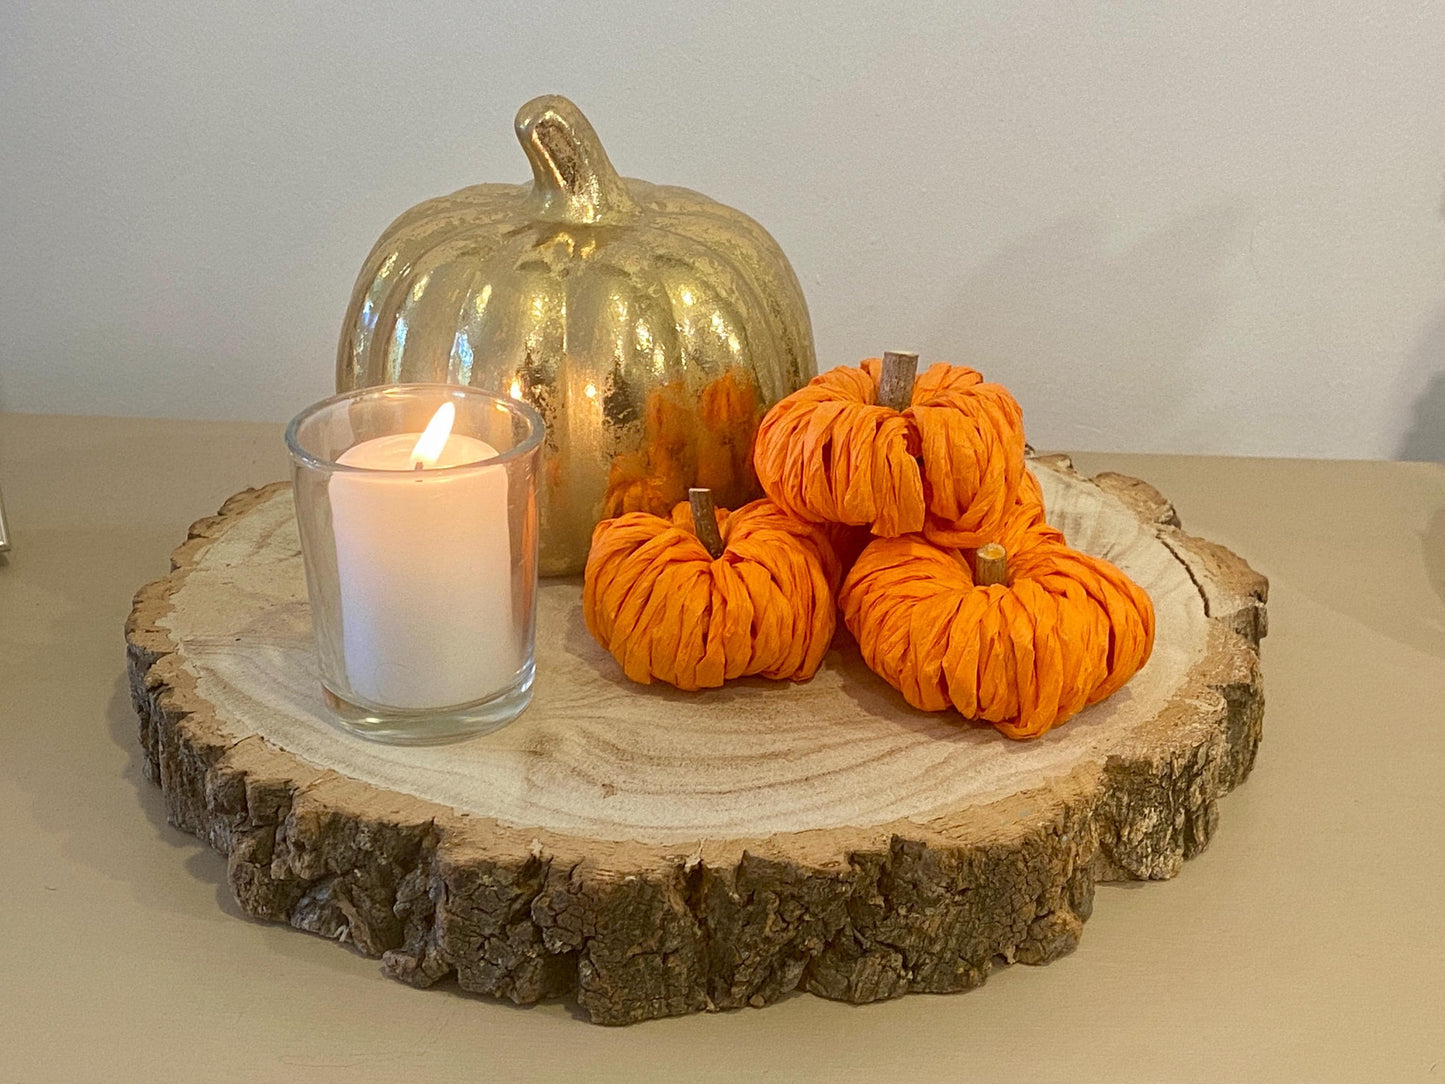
[839,518,1154,740]
[584,495,841,691]
[753,357,1027,547]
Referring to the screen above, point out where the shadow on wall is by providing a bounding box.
[935,203,1250,452]
[1398,305,1445,463]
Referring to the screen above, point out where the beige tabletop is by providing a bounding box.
[1,411,1442,1082]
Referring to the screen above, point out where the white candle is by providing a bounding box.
[329,404,519,709]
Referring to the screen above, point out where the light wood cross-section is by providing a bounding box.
[126,456,1266,1025]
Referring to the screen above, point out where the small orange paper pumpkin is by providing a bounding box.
[839,516,1154,740]
[584,492,841,691]
[753,356,1027,547]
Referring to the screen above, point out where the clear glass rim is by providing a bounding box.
[285,383,546,476]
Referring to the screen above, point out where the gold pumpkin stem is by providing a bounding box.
[515,95,639,224]
[877,350,919,412]
[689,487,726,559]
[975,542,1008,586]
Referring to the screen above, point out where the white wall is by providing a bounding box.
[3,1,1444,459]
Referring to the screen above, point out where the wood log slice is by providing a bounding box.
[125,456,1267,1025]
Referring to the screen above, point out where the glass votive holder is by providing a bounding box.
[285,384,543,744]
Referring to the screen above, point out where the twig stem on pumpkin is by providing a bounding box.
[689,487,725,559]
[877,350,919,412]
[975,543,1008,586]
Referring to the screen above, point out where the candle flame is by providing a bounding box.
[410,401,455,468]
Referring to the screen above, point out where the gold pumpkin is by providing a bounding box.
[336,94,817,574]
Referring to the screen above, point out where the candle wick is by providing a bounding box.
[412,460,425,472]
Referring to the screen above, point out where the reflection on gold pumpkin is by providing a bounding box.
[602,370,761,520]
